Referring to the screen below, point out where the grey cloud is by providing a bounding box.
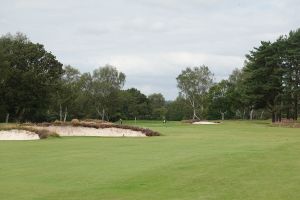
[1,0,300,99]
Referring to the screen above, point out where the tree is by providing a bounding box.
[176,65,214,120]
[119,88,151,120]
[148,93,167,119]
[227,68,254,119]
[0,33,63,122]
[166,96,193,121]
[282,29,300,120]
[243,41,283,122]
[55,65,81,122]
[0,49,10,122]
[91,65,125,120]
[208,80,231,120]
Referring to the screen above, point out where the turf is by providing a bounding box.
[0,121,300,200]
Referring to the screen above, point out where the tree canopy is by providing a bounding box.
[1,29,300,122]
[176,66,214,119]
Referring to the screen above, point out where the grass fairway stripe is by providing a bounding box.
[1,121,300,200]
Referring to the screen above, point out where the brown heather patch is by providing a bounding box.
[81,119,112,124]
[271,121,300,128]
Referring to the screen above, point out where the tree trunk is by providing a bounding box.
[221,112,225,120]
[59,104,62,121]
[192,108,196,120]
[250,109,254,120]
[294,94,298,120]
[17,108,25,122]
[260,110,264,119]
[287,108,290,119]
[235,110,239,119]
[102,108,105,121]
[5,113,9,123]
[272,112,276,123]
[192,108,200,120]
[63,107,68,122]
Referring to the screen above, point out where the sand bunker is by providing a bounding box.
[0,129,40,140]
[35,126,146,137]
[192,121,220,125]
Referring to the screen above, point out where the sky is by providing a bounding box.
[1,0,299,100]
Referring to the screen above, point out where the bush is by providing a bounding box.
[71,119,80,126]
[53,120,62,125]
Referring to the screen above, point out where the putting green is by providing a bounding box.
[0,121,300,200]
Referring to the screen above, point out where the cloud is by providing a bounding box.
[89,52,243,99]
[1,0,300,99]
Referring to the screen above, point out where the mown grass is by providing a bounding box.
[1,120,300,200]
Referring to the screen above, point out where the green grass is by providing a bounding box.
[1,120,300,200]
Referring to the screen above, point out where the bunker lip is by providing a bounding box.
[26,120,160,137]
[192,121,221,125]
[1,120,160,139]
[0,129,40,140]
[33,125,147,137]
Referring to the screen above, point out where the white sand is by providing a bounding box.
[0,129,40,140]
[192,121,220,125]
[35,126,146,137]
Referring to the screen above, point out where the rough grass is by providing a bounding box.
[1,120,300,200]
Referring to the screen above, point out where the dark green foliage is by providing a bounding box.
[148,93,167,119]
[2,29,300,122]
[166,96,193,121]
[119,88,151,120]
[207,80,235,120]
[206,28,300,121]
[241,28,300,122]
[0,33,63,122]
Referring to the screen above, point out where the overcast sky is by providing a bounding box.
[1,0,299,99]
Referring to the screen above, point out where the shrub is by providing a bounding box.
[71,119,80,126]
[53,120,62,125]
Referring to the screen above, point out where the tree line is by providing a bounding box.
[0,29,299,122]
[0,33,168,122]
[175,28,300,122]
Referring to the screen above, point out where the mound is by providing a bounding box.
[0,129,40,140]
